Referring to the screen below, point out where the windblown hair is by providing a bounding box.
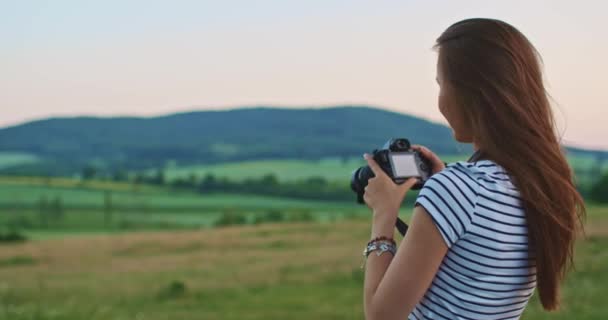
[434,18,586,310]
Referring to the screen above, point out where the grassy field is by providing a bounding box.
[0,154,606,319]
[0,183,359,210]
[0,151,604,185]
[0,173,390,238]
[0,203,370,241]
[151,155,471,183]
[148,155,607,189]
[0,191,376,247]
[0,206,606,319]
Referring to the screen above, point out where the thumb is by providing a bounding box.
[398,177,418,194]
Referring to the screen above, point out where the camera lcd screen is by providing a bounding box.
[390,154,420,177]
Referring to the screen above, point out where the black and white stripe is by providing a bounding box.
[410,160,536,320]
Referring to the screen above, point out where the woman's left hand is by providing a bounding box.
[363,153,418,217]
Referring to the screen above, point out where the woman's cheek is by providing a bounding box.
[438,91,450,124]
[438,92,461,141]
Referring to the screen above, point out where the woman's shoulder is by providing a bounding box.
[421,159,520,199]
[439,159,521,201]
[448,160,516,186]
[424,160,483,192]
[419,161,483,203]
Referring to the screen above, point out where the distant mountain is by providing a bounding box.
[0,105,603,176]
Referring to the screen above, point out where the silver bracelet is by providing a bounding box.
[363,240,397,257]
[361,240,397,269]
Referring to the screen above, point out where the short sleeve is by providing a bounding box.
[414,166,478,248]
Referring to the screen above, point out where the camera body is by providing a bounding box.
[350,138,433,204]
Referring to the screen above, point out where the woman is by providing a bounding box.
[361,18,586,319]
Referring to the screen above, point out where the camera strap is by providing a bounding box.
[467,149,487,163]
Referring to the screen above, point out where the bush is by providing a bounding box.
[157,280,187,300]
[265,210,284,223]
[251,210,285,225]
[590,173,608,203]
[214,210,248,227]
[6,216,35,229]
[250,209,318,225]
[117,219,137,230]
[286,209,314,222]
[0,230,28,244]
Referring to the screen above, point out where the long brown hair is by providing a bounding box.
[434,18,586,311]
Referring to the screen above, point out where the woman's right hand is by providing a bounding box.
[411,145,446,175]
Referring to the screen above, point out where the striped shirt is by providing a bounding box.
[409,159,536,320]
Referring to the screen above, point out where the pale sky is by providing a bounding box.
[1,0,607,149]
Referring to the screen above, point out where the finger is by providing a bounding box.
[412,145,443,169]
[400,177,418,191]
[411,144,433,159]
[363,154,389,179]
[363,193,372,209]
[408,176,419,185]
[364,182,376,195]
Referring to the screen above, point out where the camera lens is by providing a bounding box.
[350,165,374,194]
[350,167,363,193]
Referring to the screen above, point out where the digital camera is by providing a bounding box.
[350,138,433,204]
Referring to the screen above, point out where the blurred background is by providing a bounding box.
[0,1,606,319]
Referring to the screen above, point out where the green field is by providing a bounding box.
[151,155,472,183]
[0,183,357,210]
[0,154,604,236]
[0,179,374,239]
[0,151,603,185]
[149,155,607,188]
[0,206,606,319]
[0,155,606,319]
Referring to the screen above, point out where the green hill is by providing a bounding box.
[0,106,467,175]
[0,105,605,177]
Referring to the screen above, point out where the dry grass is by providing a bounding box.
[0,213,606,320]
[1,215,605,283]
[0,218,372,291]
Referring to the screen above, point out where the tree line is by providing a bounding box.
[588,173,608,203]
[82,164,358,202]
[85,164,608,204]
